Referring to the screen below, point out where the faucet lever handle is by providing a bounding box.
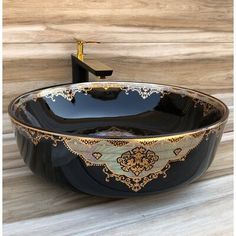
[74,38,101,61]
[71,38,113,83]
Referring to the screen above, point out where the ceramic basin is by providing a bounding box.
[8,82,228,197]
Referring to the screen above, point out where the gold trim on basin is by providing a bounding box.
[9,82,228,192]
[9,82,228,141]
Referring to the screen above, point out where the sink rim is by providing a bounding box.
[8,81,229,141]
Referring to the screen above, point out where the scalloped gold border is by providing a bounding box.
[9,82,228,142]
[12,82,220,117]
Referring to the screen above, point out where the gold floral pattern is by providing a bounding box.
[11,82,225,119]
[139,140,158,146]
[14,124,67,146]
[168,136,184,143]
[103,164,171,192]
[191,131,206,138]
[107,140,129,147]
[12,120,226,192]
[117,147,159,176]
[79,139,101,145]
[123,86,170,99]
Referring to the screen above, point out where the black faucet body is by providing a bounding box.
[71,54,113,83]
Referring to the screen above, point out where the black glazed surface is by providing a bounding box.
[9,82,228,197]
[10,84,223,138]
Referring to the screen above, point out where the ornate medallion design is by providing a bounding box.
[63,131,207,191]
[117,147,159,176]
[13,121,226,192]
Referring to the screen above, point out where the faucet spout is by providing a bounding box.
[71,40,113,83]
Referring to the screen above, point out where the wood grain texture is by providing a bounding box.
[3,42,233,111]
[3,175,233,236]
[3,24,233,44]
[4,42,233,60]
[3,0,232,43]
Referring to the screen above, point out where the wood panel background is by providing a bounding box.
[3,0,233,235]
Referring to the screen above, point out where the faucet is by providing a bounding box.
[71,40,113,83]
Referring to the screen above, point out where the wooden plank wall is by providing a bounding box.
[3,0,233,235]
[3,0,233,111]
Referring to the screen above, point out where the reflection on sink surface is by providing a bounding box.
[8,82,228,197]
[11,82,224,137]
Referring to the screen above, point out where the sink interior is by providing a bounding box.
[10,83,225,138]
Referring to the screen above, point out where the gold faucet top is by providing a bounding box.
[74,39,101,61]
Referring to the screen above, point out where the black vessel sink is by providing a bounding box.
[8,82,228,197]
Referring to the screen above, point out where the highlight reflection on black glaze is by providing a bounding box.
[14,89,222,137]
